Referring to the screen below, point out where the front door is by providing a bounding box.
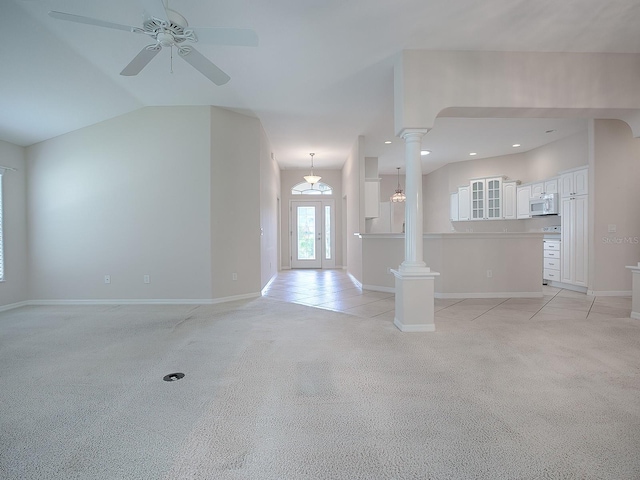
[291,200,334,269]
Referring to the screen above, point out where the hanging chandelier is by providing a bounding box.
[304,153,321,185]
[390,167,406,202]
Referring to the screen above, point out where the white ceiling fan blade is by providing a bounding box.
[140,0,169,22]
[120,46,161,76]
[188,27,259,47]
[178,47,230,86]
[48,11,138,33]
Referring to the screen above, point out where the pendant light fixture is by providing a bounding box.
[304,153,321,185]
[390,167,406,202]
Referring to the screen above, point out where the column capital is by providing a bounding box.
[399,128,430,141]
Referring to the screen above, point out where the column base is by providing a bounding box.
[391,268,440,332]
[626,264,640,320]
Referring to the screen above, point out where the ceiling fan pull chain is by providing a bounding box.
[170,45,173,73]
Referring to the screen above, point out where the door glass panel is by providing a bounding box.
[297,206,316,260]
[325,205,331,260]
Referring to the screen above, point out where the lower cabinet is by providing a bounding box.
[543,239,561,283]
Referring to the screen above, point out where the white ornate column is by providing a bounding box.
[391,129,440,332]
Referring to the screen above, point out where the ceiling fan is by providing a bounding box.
[47,0,258,85]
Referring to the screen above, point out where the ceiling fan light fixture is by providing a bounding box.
[390,167,406,203]
[304,153,321,185]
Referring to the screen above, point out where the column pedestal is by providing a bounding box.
[391,268,440,332]
[626,262,640,320]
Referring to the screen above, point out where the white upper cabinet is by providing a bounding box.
[532,178,558,198]
[531,182,544,198]
[545,178,559,195]
[458,185,470,221]
[450,192,459,222]
[471,179,485,220]
[560,167,588,198]
[502,181,518,220]
[517,184,532,219]
[470,176,503,220]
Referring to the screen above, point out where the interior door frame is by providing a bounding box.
[290,199,336,269]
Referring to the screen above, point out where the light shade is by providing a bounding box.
[304,153,321,185]
[304,174,322,185]
[390,167,405,202]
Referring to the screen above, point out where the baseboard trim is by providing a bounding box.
[0,301,30,312]
[363,284,395,293]
[348,273,363,289]
[548,281,588,294]
[586,290,632,297]
[27,292,261,307]
[394,317,435,332]
[261,274,278,294]
[434,291,543,299]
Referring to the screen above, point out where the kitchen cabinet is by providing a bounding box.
[561,194,588,286]
[532,178,559,198]
[560,167,588,198]
[450,192,459,221]
[543,239,561,283]
[470,176,502,220]
[545,178,559,195]
[364,178,380,219]
[502,181,518,220]
[458,185,470,221]
[516,185,532,219]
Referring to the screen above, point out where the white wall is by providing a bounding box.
[395,50,640,135]
[591,119,640,293]
[27,106,213,300]
[0,140,28,307]
[279,169,343,269]
[259,127,280,288]
[342,136,365,281]
[209,108,262,298]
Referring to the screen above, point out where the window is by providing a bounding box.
[291,182,333,195]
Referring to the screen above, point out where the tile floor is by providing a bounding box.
[262,269,633,321]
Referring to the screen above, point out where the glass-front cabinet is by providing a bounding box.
[470,176,502,220]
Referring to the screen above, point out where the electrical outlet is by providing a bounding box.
[232,273,238,281]
[144,275,150,284]
[104,275,111,284]
[486,270,492,278]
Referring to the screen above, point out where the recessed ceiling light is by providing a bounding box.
[469,152,477,156]
[421,150,431,156]
[384,140,392,144]
[512,144,521,148]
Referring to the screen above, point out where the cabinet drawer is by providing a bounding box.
[544,259,560,270]
[543,269,560,281]
[543,240,561,251]
[544,250,560,259]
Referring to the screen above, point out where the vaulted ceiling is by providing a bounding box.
[3,0,640,173]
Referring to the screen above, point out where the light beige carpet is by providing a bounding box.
[0,298,639,479]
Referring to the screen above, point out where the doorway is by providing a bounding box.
[290,200,335,269]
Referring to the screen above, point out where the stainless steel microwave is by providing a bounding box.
[529,193,559,216]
